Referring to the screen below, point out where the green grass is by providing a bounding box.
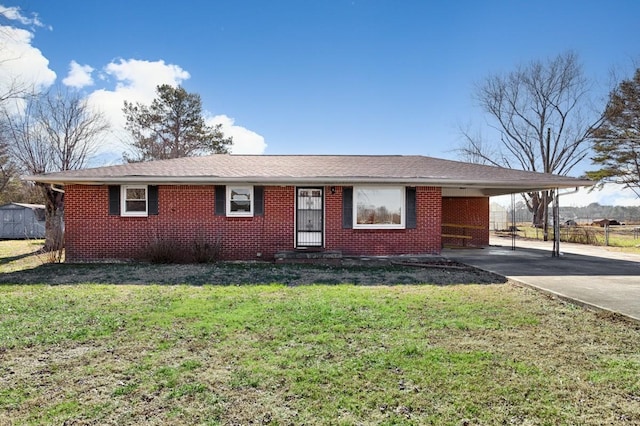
[2,285,640,424]
[0,239,45,272]
[1,240,639,424]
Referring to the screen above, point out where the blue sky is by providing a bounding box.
[1,0,640,206]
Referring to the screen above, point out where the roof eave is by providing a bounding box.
[24,175,594,194]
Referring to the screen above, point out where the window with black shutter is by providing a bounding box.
[342,187,353,229]
[406,187,416,229]
[108,185,158,217]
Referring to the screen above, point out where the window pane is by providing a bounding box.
[229,187,253,213]
[356,188,402,225]
[230,188,251,201]
[126,200,147,212]
[230,200,251,212]
[126,188,146,200]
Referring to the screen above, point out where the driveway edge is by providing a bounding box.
[508,278,640,325]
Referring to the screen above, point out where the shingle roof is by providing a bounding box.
[25,154,593,196]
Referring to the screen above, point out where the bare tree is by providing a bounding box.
[0,140,15,194]
[459,52,604,227]
[2,88,110,250]
[0,9,39,201]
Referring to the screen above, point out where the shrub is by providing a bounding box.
[562,226,601,245]
[144,239,185,264]
[191,234,223,263]
[144,235,223,264]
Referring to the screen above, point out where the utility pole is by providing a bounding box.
[543,128,551,242]
[553,188,560,257]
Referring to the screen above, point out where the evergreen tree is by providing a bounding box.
[588,69,640,198]
[123,84,232,162]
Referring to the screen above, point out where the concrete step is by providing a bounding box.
[275,250,343,263]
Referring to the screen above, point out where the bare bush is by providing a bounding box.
[191,234,223,263]
[36,226,64,263]
[145,235,224,264]
[562,226,601,245]
[144,239,185,264]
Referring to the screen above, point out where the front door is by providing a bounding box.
[296,187,323,248]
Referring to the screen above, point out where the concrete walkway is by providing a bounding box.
[444,236,640,322]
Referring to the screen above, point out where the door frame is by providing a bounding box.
[295,186,324,248]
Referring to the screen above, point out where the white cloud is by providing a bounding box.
[0,5,46,28]
[86,59,192,155]
[0,24,56,97]
[209,114,267,155]
[84,59,267,158]
[62,60,94,88]
[105,58,190,96]
[0,19,266,161]
[561,184,640,207]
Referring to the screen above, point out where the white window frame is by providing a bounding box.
[353,186,405,229]
[226,185,254,217]
[121,185,148,217]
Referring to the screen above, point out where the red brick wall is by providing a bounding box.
[441,197,490,247]
[325,186,442,256]
[64,184,444,261]
[65,184,295,261]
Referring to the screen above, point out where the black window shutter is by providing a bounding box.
[215,185,226,215]
[148,186,159,215]
[108,185,120,216]
[406,187,417,229]
[342,187,353,229]
[254,186,264,216]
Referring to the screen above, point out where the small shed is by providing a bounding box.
[0,203,46,239]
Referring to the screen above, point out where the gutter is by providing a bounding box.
[23,175,594,190]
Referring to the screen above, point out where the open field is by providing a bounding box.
[1,241,639,425]
[499,224,640,254]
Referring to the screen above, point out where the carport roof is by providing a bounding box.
[25,154,594,196]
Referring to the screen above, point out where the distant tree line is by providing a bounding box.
[507,201,640,225]
[559,203,640,224]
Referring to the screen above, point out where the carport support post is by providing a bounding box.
[552,188,558,257]
[510,193,516,250]
[543,128,551,243]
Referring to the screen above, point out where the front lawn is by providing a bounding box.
[0,241,639,425]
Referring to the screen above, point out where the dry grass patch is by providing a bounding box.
[0,240,505,287]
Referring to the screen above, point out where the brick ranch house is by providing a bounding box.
[27,155,592,262]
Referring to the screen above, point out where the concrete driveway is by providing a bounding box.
[444,236,640,322]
